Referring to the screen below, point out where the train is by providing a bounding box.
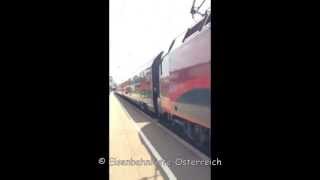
[116,5,211,153]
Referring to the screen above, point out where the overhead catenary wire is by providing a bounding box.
[119,0,211,85]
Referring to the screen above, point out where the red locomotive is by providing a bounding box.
[116,3,211,154]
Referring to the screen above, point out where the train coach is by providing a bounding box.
[116,10,211,153]
[115,52,163,113]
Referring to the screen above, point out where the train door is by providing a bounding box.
[151,52,163,114]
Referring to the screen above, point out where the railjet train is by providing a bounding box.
[116,4,211,154]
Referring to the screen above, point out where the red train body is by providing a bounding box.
[159,23,211,129]
[116,12,211,152]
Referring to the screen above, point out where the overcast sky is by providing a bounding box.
[109,0,210,84]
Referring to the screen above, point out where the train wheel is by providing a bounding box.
[139,102,144,110]
[156,110,162,121]
[184,123,195,141]
[167,114,175,127]
[194,125,210,150]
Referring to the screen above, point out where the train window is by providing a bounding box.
[162,57,166,77]
[161,57,166,77]
[160,55,168,77]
